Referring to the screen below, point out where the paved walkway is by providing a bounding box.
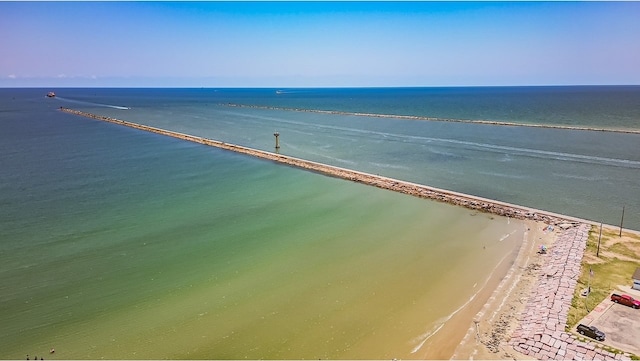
[509,224,632,360]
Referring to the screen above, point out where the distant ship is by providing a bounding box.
[46,92,56,98]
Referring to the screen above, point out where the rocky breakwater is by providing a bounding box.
[225,103,640,135]
[60,107,582,226]
[509,224,630,360]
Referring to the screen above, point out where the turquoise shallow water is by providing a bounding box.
[1,90,525,359]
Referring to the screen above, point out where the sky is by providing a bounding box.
[1,1,640,87]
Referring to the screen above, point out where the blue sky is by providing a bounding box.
[1,1,639,87]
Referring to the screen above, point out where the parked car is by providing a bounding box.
[577,324,606,341]
[611,293,640,309]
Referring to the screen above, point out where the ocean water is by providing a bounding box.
[49,87,640,230]
[1,89,524,359]
[0,87,638,359]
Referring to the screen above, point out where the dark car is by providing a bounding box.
[577,324,605,341]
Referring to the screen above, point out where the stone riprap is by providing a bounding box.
[509,224,631,360]
[60,107,588,227]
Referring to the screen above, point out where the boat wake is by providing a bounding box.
[275,89,314,95]
[230,108,640,170]
[55,97,130,110]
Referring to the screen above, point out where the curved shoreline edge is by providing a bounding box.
[60,107,599,228]
[223,103,640,135]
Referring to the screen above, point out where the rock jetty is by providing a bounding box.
[60,107,586,226]
[224,103,640,135]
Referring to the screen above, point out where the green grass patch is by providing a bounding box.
[566,227,640,329]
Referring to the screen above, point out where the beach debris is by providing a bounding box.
[480,312,511,353]
[581,288,591,297]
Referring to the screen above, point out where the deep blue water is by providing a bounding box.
[45,86,640,130]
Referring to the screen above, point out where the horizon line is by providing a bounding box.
[3,84,640,89]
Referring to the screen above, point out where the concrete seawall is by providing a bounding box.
[60,107,591,227]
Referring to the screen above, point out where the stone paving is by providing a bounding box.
[509,224,632,360]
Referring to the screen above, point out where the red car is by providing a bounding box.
[611,293,640,309]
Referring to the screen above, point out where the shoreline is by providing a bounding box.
[416,221,531,359]
[452,220,559,360]
[223,103,640,135]
[59,107,601,229]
